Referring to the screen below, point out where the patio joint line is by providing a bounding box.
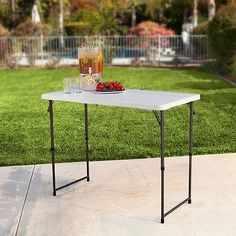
[14,165,36,236]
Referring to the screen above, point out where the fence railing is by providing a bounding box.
[0,35,211,68]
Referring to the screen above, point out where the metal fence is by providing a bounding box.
[0,35,211,68]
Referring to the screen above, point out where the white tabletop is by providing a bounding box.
[41,89,200,111]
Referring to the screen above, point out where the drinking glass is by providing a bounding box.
[63,78,71,94]
[75,77,82,93]
[63,78,76,94]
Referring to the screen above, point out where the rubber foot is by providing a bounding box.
[87,177,90,182]
[188,199,192,204]
[53,191,56,196]
[161,218,164,224]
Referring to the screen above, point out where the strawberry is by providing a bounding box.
[116,85,122,91]
[107,82,114,90]
[96,82,105,91]
[103,82,109,89]
[97,82,103,87]
[113,82,118,90]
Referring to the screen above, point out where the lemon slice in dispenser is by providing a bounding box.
[88,78,96,86]
[80,76,90,88]
[82,57,89,64]
[80,75,97,90]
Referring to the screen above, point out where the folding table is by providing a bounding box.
[41,89,200,223]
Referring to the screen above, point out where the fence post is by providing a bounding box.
[40,34,44,61]
[158,34,161,67]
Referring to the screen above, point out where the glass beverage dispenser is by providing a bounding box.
[78,47,103,90]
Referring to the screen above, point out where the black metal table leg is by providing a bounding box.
[48,100,56,196]
[188,102,194,204]
[153,104,195,223]
[85,104,90,182]
[48,101,90,196]
[160,111,165,224]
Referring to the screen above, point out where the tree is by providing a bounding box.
[131,4,136,28]
[10,0,16,27]
[164,0,192,33]
[208,0,216,21]
[17,0,35,23]
[145,0,163,21]
[193,0,198,27]
[123,0,142,28]
[99,0,121,35]
[208,4,236,74]
[0,24,11,64]
[70,0,99,14]
[0,1,10,28]
[117,0,145,28]
[59,0,64,48]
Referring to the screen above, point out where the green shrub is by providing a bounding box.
[64,22,90,36]
[12,19,51,36]
[0,3,10,28]
[0,24,9,36]
[208,5,236,74]
[232,61,236,80]
[0,24,11,61]
[193,21,209,35]
[69,9,104,35]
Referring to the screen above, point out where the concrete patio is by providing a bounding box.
[1,153,236,236]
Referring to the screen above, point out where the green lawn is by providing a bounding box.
[0,67,235,166]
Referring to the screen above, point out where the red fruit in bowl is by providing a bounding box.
[96,82,105,91]
[116,85,121,91]
[107,82,114,90]
[96,81,125,92]
[97,82,104,89]
[103,82,108,89]
[113,82,118,90]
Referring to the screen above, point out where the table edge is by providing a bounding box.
[41,91,200,111]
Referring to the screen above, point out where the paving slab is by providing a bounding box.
[2,153,236,236]
[0,165,34,236]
